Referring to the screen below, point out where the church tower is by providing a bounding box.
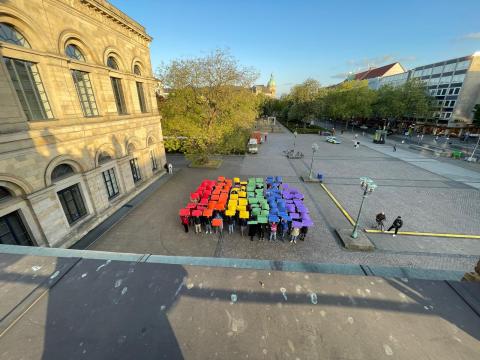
[266,73,276,97]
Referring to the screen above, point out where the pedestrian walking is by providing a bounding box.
[387,216,403,237]
[193,215,201,234]
[269,222,277,241]
[393,143,397,152]
[290,226,300,244]
[180,215,189,233]
[264,132,268,142]
[375,212,386,231]
[167,163,173,174]
[299,226,308,241]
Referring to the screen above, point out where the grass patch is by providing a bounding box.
[188,159,223,169]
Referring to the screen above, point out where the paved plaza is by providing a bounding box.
[78,129,480,272]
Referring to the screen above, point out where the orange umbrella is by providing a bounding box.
[215,203,225,211]
[203,209,213,217]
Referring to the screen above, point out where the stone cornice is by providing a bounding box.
[55,0,152,46]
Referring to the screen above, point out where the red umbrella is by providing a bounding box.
[179,208,190,216]
[190,192,200,199]
[186,203,196,209]
[192,209,202,217]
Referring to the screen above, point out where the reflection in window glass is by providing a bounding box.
[0,23,31,48]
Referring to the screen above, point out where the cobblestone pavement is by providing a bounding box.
[83,130,480,272]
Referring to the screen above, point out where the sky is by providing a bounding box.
[110,0,480,96]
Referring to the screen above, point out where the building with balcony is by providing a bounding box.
[368,53,480,130]
[0,0,166,248]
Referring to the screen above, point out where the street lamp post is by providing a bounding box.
[468,135,480,162]
[351,177,377,239]
[293,130,298,152]
[309,143,319,179]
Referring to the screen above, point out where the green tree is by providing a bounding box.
[157,50,259,164]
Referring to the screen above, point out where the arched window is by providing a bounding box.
[0,23,31,48]
[107,56,119,70]
[65,44,85,62]
[0,186,12,201]
[98,151,113,165]
[133,64,142,76]
[51,164,75,182]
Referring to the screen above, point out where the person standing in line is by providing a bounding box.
[388,216,403,237]
[248,222,257,242]
[226,216,234,234]
[290,226,300,244]
[269,222,277,241]
[259,223,265,241]
[393,144,397,152]
[203,215,212,234]
[193,216,201,234]
[167,163,173,174]
[239,218,247,237]
[264,132,268,142]
[180,215,189,233]
[299,226,308,241]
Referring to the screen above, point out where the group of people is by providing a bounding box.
[180,210,308,244]
[375,212,403,236]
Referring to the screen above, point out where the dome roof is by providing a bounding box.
[267,73,276,88]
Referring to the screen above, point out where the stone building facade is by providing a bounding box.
[0,0,166,248]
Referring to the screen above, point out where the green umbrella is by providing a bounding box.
[256,178,263,183]
[249,198,259,204]
[247,220,258,225]
[262,204,270,210]
[250,203,259,208]
[261,210,269,217]
[257,216,268,224]
[251,208,261,216]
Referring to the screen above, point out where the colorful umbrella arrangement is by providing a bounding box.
[179,176,249,221]
[179,175,313,228]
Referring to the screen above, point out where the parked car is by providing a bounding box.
[248,138,258,154]
[326,136,341,144]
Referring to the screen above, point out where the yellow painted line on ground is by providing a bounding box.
[321,183,480,240]
[365,229,480,239]
[320,183,355,226]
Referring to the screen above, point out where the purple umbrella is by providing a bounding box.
[292,221,303,228]
[286,204,296,212]
[289,212,300,219]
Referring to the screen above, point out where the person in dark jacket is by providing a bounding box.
[299,226,308,241]
[248,223,258,241]
[388,216,403,237]
[259,223,266,241]
[239,218,247,237]
[375,212,386,231]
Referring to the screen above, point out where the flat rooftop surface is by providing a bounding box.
[1,250,479,359]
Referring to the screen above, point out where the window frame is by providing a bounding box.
[0,210,34,246]
[102,168,120,200]
[129,158,142,183]
[71,69,99,117]
[3,57,53,120]
[150,149,158,171]
[110,77,128,115]
[136,81,147,113]
[57,184,87,225]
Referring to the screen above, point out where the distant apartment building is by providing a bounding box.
[0,0,166,248]
[348,62,406,81]
[368,53,480,130]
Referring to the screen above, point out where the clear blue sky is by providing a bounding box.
[110,0,480,96]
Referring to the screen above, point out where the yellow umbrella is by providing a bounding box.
[233,177,240,183]
[230,194,238,200]
[240,181,247,186]
[238,198,248,206]
[228,199,238,206]
[237,205,246,211]
[238,191,247,198]
[225,209,235,216]
[239,210,249,219]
